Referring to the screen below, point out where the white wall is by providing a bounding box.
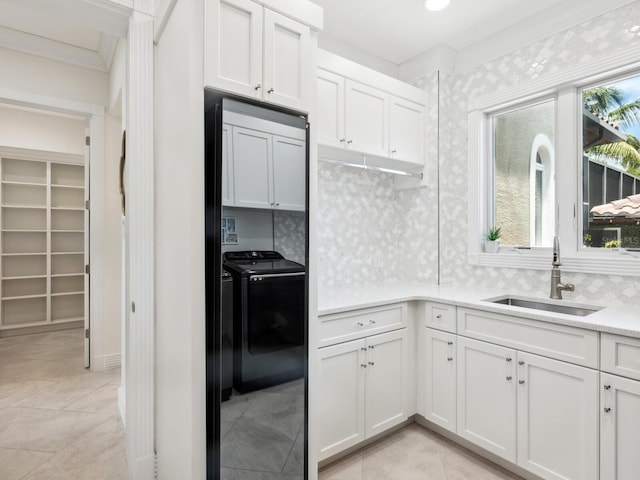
[0,47,109,106]
[154,0,206,477]
[0,105,85,154]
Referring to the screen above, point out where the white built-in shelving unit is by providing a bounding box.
[0,152,85,334]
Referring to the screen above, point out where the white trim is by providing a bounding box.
[529,134,554,247]
[0,87,104,117]
[125,9,155,480]
[93,352,122,369]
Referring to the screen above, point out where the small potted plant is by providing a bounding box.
[484,227,502,253]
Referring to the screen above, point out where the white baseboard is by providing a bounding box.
[92,353,121,372]
[118,386,126,427]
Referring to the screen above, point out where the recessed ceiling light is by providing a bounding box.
[424,0,450,11]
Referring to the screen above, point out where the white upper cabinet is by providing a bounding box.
[272,135,306,211]
[317,50,427,170]
[221,124,234,206]
[231,126,273,209]
[205,0,314,111]
[316,69,345,148]
[389,96,425,165]
[345,80,389,157]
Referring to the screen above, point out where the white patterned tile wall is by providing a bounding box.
[439,1,640,306]
[274,211,306,266]
[317,3,640,305]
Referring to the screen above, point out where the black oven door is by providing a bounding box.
[247,272,305,355]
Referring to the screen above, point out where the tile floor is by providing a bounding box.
[0,328,128,480]
[221,378,304,480]
[319,423,524,480]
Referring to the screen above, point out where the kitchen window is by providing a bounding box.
[467,51,640,276]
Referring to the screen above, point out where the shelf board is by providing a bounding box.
[1,180,46,187]
[51,273,84,278]
[1,204,47,209]
[2,229,47,233]
[2,275,47,280]
[51,230,83,233]
[51,291,84,297]
[2,252,47,257]
[51,316,84,323]
[50,207,84,211]
[51,184,85,190]
[51,251,84,255]
[2,293,47,301]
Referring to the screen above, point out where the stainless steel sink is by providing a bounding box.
[484,295,602,317]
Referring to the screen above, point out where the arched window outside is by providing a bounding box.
[530,134,555,247]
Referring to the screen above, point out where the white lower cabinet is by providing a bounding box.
[517,351,599,480]
[456,336,599,479]
[318,329,408,461]
[457,336,517,462]
[423,328,456,432]
[601,373,640,480]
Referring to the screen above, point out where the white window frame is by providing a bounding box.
[467,44,640,276]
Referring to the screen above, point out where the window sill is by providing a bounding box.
[469,250,640,276]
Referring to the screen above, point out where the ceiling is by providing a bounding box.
[0,0,633,73]
[0,0,129,72]
[312,0,633,66]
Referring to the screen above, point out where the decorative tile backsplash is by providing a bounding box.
[317,2,640,306]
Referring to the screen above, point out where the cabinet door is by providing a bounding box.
[318,339,366,461]
[424,328,456,433]
[601,373,640,480]
[205,0,263,98]
[365,329,408,438]
[221,124,234,206]
[345,80,389,157]
[232,126,273,209]
[262,9,311,111]
[272,135,305,211]
[317,69,345,148]
[457,336,516,462]
[389,96,425,167]
[517,351,598,480]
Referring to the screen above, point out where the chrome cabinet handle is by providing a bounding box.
[604,407,611,413]
[347,140,353,144]
[339,138,346,143]
[519,380,525,384]
[368,345,375,350]
[436,314,442,319]
[604,385,611,390]
[506,357,512,362]
[360,347,367,352]
[518,360,525,366]
[356,322,364,327]
[447,357,453,362]
[361,364,367,368]
[369,320,376,324]
[391,149,397,154]
[506,376,513,381]
[267,87,274,93]
[254,84,262,91]
[368,361,375,366]
[447,341,453,346]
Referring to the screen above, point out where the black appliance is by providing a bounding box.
[223,250,305,393]
[221,272,233,401]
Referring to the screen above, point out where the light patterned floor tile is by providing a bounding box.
[0,447,54,480]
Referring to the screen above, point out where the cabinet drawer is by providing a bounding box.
[457,308,598,368]
[601,334,640,381]
[319,303,407,347]
[424,302,456,332]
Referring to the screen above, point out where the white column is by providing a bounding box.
[126,8,155,480]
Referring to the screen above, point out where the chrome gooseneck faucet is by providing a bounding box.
[550,236,574,299]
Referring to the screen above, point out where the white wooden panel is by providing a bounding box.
[221,124,234,206]
[318,339,365,461]
[319,303,407,348]
[601,333,640,381]
[457,308,599,368]
[345,80,388,157]
[457,336,517,462]
[365,329,408,438]
[316,69,344,148]
[272,135,305,211]
[263,8,310,110]
[389,96,425,166]
[516,351,598,480]
[601,373,640,480]
[205,0,263,98]
[231,126,273,209]
[424,301,456,333]
[424,328,457,432]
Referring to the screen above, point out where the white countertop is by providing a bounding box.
[318,282,640,338]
